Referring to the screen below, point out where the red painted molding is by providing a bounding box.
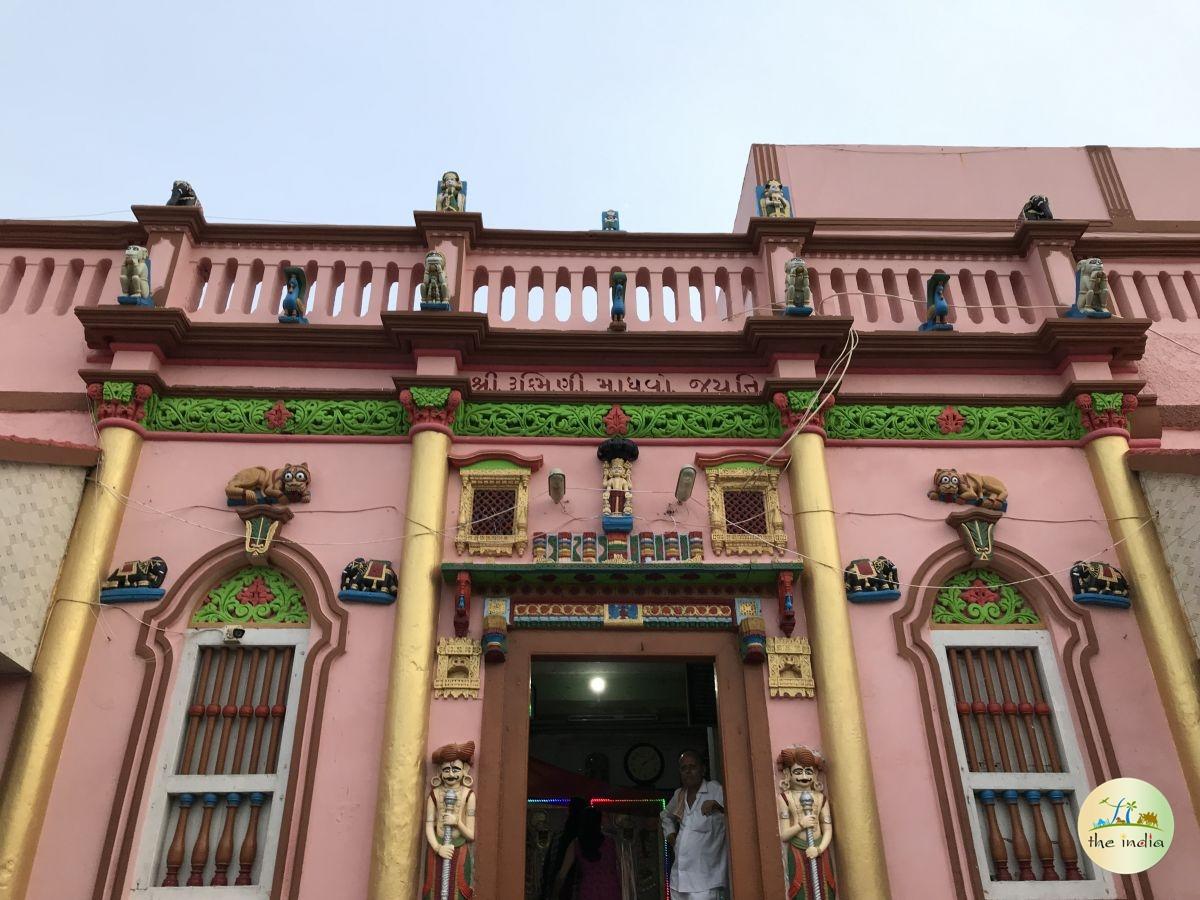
[449,450,544,471]
[0,434,100,467]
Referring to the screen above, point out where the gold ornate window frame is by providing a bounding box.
[455,461,531,556]
[704,463,786,556]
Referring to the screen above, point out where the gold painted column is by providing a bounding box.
[0,420,143,900]
[785,413,892,899]
[369,389,457,899]
[1083,411,1200,823]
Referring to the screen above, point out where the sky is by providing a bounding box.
[2,0,1198,233]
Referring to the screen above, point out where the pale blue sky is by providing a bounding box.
[2,0,1197,232]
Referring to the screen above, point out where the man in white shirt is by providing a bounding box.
[659,750,730,900]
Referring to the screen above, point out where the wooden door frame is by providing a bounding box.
[474,630,784,898]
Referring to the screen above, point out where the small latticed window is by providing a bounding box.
[702,464,786,556]
[471,488,516,536]
[722,489,768,535]
[456,463,531,556]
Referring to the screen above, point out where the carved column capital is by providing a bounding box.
[399,387,463,432]
[1074,392,1138,437]
[773,390,835,435]
[87,381,154,423]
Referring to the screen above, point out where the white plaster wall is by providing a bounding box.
[0,461,87,672]
[1139,471,1200,655]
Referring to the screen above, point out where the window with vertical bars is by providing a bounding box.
[933,630,1110,897]
[470,488,516,536]
[722,489,768,535]
[136,631,307,897]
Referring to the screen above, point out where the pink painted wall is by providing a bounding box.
[828,445,1200,898]
[735,146,1113,229]
[1110,148,1200,221]
[27,437,410,900]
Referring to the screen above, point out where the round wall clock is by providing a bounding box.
[623,742,665,786]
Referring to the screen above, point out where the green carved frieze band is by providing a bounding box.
[783,394,1084,442]
[1090,392,1124,413]
[102,381,134,402]
[454,401,781,439]
[932,569,1040,626]
[192,566,309,626]
[144,397,408,436]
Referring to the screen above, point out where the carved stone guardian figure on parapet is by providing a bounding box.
[117,245,153,306]
[279,266,309,323]
[609,270,628,331]
[919,273,953,331]
[783,257,814,316]
[422,741,476,900]
[1068,257,1113,318]
[1019,194,1054,221]
[436,171,467,212]
[777,745,836,899]
[166,180,199,206]
[601,209,621,231]
[420,251,452,310]
[758,179,793,218]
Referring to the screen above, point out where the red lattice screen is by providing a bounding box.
[471,489,516,535]
[723,490,767,535]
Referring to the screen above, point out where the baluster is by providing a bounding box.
[215,649,244,774]
[948,649,983,770]
[697,270,717,322]
[267,650,293,771]
[197,649,228,775]
[1023,649,1062,770]
[367,263,389,318]
[485,269,503,322]
[249,649,276,774]
[232,648,260,774]
[236,792,266,885]
[1007,648,1045,772]
[978,651,1013,772]
[646,270,665,326]
[1003,790,1036,880]
[1024,791,1058,880]
[963,649,997,770]
[339,261,364,321]
[187,793,218,886]
[211,792,243,885]
[180,648,213,774]
[992,649,1029,772]
[976,791,1011,881]
[161,794,194,886]
[1049,790,1084,880]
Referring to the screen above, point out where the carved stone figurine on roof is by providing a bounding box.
[166,180,199,206]
[1019,194,1053,221]
[783,258,814,316]
[436,171,467,212]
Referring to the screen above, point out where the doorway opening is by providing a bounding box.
[524,660,723,900]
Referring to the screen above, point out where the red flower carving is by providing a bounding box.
[962,578,999,605]
[264,400,293,431]
[937,406,965,434]
[237,577,275,607]
[603,404,630,435]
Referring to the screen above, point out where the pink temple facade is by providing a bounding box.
[0,145,1197,899]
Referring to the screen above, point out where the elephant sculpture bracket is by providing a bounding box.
[843,557,901,603]
[100,556,168,603]
[1070,561,1131,609]
[338,557,398,604]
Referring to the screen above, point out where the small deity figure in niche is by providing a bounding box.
[166,180,199,206]
[118,245,152,304]
[784,257,813,316]
[422,741,477,900]
[436,171,467,212]
[601,209,621,231]
[603,457,633,516]
[919,273,953,331]
[1019,194,1054,221]
[279,266,308,323]
[776,745,836,900]
[609,270,628,332]
[1068,257,1112,318]
[759,179,793,218]
[421,251,452,309]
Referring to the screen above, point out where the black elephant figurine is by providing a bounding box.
[1069,561,1130,608]
[338,557,398,603]
[844,556,901,602]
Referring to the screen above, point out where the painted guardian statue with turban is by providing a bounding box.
[422,741,477,899]
[777,745,836,899]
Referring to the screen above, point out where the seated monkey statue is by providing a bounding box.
[166,180,199,206]
[420,251,451,309]
[118,245,152,304]
[601,209,620,231]
[279,266,309,323]
[1019,194,1054,221]
[1068,257,1112,318]
[784,257,813,316]
[436,171,466,212]
[758,179,792,218]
